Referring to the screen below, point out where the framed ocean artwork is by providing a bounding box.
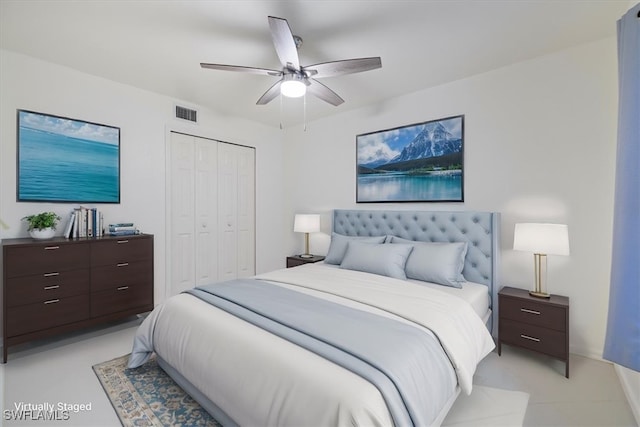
[17,110,120,203]
[356,115,464,203]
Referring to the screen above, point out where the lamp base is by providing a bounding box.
[299,253,314,259]
[529,290,551,299]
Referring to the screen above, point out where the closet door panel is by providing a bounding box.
[195,140,218,286]
[236,146,255,278]
[170,133,196,295]
[218,143,238,281]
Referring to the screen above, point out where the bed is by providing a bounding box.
[129,209,500,426]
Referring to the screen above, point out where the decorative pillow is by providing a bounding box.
[388,236,468,288]
[324,233,387,265]
[339,241,414,280]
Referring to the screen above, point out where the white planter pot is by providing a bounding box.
[29,227,55,239]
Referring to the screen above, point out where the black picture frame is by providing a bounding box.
[356,115,464,203]
[17,109,121,203]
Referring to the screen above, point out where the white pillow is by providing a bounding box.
[339,241,414,280]
[324,233,387,264]
[388,236,468,288]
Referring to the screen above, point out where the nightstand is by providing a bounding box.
[286,255,325,268]
[498,286,570,378]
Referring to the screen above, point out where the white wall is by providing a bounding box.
[0,49,286,305]
[283,37,618,359]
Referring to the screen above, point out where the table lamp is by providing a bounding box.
[513,223,570,298]
[294,214,320,258]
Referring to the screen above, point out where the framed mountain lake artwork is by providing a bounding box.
[356,115,464,203]
[17,110,120,203]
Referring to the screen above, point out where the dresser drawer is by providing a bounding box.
[6,269,90,306]
[91,261,152,292]
[91,236,153,267]
[500,296,567,331]
[6,294,90,337]
[5,243,90,278]
[91,285,152,317]
[500,319,567,359]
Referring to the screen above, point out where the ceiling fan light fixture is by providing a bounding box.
[280,74,306,98]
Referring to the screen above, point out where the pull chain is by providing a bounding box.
[279,93,283,130]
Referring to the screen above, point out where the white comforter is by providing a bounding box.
[130,264,495,426]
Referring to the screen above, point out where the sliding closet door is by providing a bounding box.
[218,143,255,281]
[169,132,218,296]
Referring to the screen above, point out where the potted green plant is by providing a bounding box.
[22,211,61,239]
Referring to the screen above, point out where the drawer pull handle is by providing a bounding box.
[44,299,60,305]
[44,272,60,277]
[44,246,60,250]
[117,240,129,244]
[520,334,541,342]
[44,285,60,290]
[117,262,129,267]
[117,286,129,291]
[520,308,541,315]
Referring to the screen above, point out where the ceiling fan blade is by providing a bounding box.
[307,79,344,106]
[268,16,300,70]
[256,79,283,105]
[200,63,282,76]
[303,57,382,78]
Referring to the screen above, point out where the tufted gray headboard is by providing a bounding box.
[332,209,500,330]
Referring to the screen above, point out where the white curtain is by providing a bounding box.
[603,3,640,371]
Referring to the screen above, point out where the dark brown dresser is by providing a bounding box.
[2,234,153,362]
[498,286,570,377]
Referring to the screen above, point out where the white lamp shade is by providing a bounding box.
[294,214,320,233]
[281,79,306,98]
[514,223,570,255]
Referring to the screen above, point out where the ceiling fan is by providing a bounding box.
[200,16,382,106]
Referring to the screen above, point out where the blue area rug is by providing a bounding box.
[93,354,221,427]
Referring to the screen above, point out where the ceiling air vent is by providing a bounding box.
[175,105,198,123]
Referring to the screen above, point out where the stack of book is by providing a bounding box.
[63,207,104,239]
[108,223,139,236]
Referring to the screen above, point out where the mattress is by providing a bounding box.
[130,264,495,426]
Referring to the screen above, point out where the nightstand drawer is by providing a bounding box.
[500,296,567,331]
[500,319,567,359]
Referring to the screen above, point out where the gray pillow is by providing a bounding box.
[339,241,414,280]
[324,233,387,264]
[388,236,468,288]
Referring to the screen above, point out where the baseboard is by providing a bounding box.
[614,364,640,425]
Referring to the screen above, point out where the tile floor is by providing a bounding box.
[0,319,637,426]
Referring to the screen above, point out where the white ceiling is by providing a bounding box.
[0,0,629,127]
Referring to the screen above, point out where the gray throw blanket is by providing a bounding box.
[186,278,456,427]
